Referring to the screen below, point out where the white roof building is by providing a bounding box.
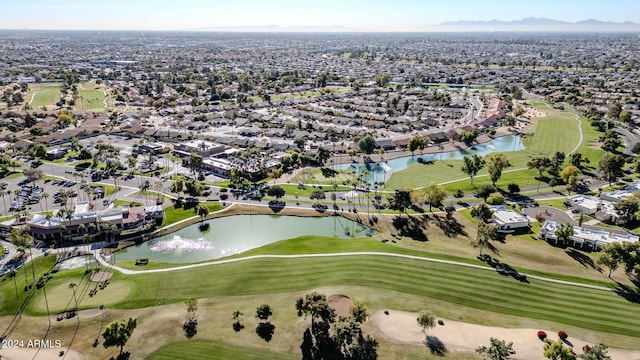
[566,195,602,215]
[492,209,530,233]
[539,221,638,249]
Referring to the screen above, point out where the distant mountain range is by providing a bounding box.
[435,17,640,32]
[190,18,640,33]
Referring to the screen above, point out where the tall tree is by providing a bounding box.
[423,182,447,211]
[266,185,286,200]
[316,147,332,166]
[485,153,510,186]
[596,251,619,278]
[476,221,498,256]
[195,203,209,223]
[461,154,485,186]
[475,337,516,360]
[102,317,138,358]
[189,153,203,174]
[528,155,552,190]
[470,202,493,223]
[554,222,574,247]
[567,152,589,170]
[358,135,377,155]
[416,309,435,335]
[389,189,412,216]
[613,197,640,227]
[296,292,337,358]
[598,153,625,186]
[407,136,426,157]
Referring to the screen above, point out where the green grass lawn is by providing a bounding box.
[123,256,640,338]
[146,340,297,360]
[161,201,223,227]
[78,83,107,112]
[386,102,605,191]
[276,183,351,198]
[27,83,62,108]
[20,252,639,349]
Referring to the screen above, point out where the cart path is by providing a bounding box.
[94,250,619,293]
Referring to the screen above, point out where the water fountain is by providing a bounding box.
[150,235,215,253]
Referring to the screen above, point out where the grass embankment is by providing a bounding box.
[146,339,297,360]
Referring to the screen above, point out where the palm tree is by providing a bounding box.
[0,189,8,216]
[37,193,45,213]
[140,180,151,205]
[554,222,574,247]
[9,268,19,303]
[153,180,164,204]
[42,192,49,213]
[22,228,37,285]
[9,228,30,288]
[68,282,79,323]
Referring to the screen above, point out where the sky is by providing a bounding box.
[2,0,640,31]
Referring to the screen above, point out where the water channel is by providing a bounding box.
[116,215,373,263]
[334,135,524,186]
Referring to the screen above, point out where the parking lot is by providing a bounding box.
[1,171,113,216]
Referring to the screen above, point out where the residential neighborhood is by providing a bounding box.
[1,10,640,360]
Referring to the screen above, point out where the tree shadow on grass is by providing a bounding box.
[477,254,529,283]
[614,281,640,304]
[256,322,275,342]
[233,321,245,332]
[432,214,467,238]
[565,248,598,270]
[425,335,447,356]
[392,215,428,241]
[183,320,198,339]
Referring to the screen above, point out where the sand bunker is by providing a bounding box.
[327,294,354,317]
[52,308,102,323]
[90,270,113,282]
[372,309,640,360]
[0,347,85,360]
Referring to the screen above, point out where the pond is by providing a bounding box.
[116,215,374,264]
[334,135,524,186]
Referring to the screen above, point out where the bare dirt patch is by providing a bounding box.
[0,347,85,360]
[90,270,113,282]
[327,294,353,317]
[372,309,640,360]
